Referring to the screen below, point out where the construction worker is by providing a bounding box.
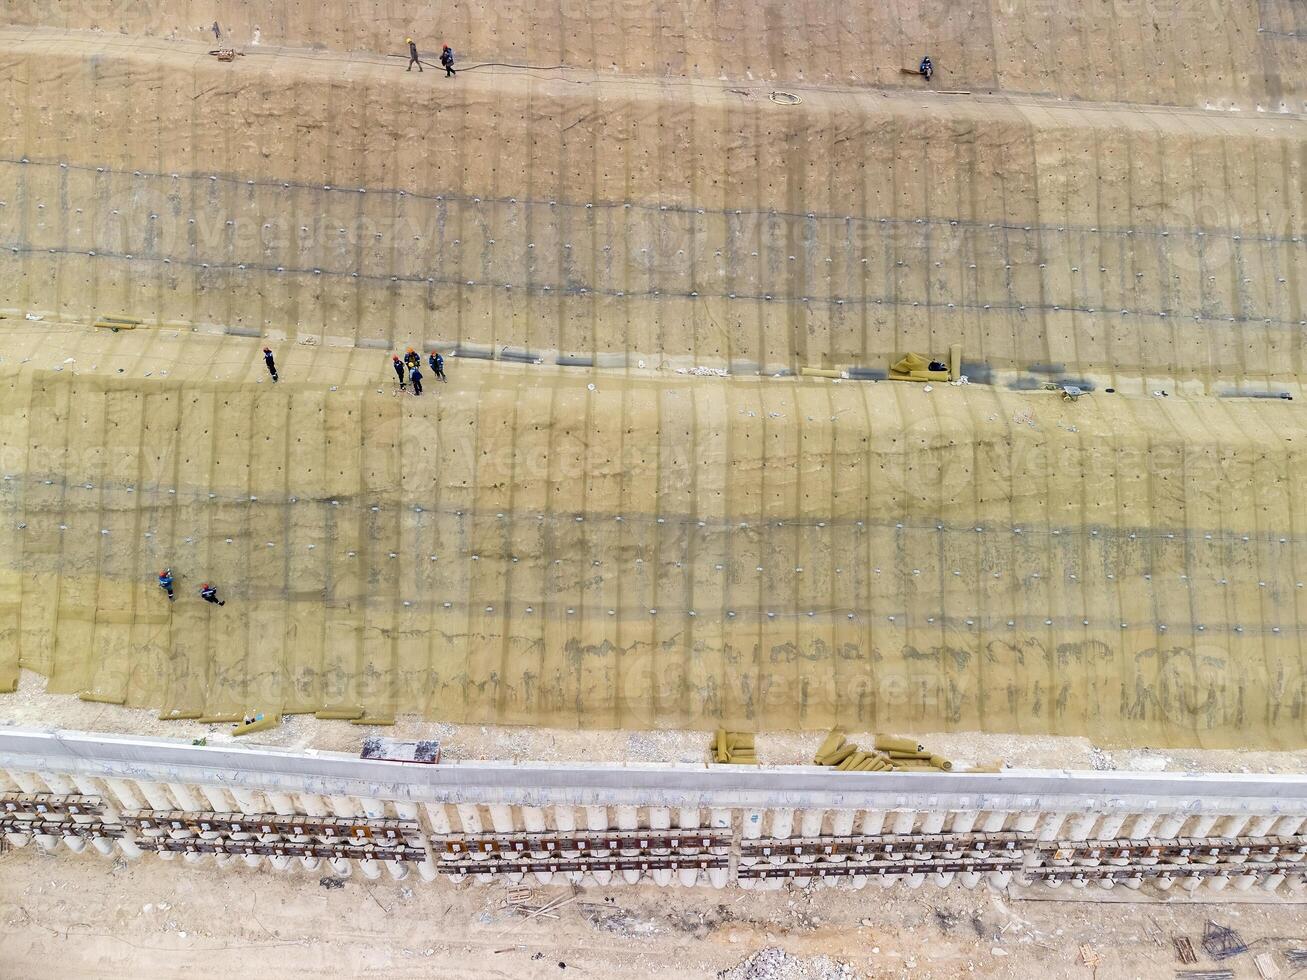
[409,362,424,396]
[158,569,175,601]
[432,350,447,382]
[392,354,407,389]
[199,583,226,606]
[407,37,423,72]
[440,44,456,77]
[404,347,421,371]
[919,55,933,81]
[263,347,278,382]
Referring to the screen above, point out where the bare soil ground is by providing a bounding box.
[5,842,1307,979]
[9,668,1307,775]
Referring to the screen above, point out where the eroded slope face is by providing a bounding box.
[3,0,1306,108]
[1,36,1304,388]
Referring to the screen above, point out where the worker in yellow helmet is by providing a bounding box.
[407,37,423,72]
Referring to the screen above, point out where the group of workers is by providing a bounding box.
[155,30,468,610]
[408,38,457,76]
[393,348,447,395]
[259,345,451,395]
[158,570,225,606]
[167,41,935,612]
[155,342,449,604]
[408,36,924,82]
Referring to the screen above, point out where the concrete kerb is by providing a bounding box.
[1,727,1305,817]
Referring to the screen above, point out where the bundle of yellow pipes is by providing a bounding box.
[712,729,758,764]
[812,730,955,772]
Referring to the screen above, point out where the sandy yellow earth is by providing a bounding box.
[0,321,1304,747]
[8,839,1307,979]
[3,0,1306,108]
[0,3,1304,749]
[0,31,1304,386]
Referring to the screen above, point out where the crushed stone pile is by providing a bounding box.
[718,947,854,980]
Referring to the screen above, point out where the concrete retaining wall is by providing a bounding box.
[2,727,1305,894]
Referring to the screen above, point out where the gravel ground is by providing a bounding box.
[4,669,1307,775]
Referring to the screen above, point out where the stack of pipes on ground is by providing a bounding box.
[710,729,983,771]
[813,731,957,772]
[712,730,756,764]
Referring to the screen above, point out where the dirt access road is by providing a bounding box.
[4,844,1307,978]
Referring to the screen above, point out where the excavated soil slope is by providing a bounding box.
[3,0,1306,108]
[1,33,1304,387]
[0,324,1304,747]
[0,6,1304,745]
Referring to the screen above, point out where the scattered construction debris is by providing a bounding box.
[1201,921,1248,961]
[1042,381,1086,401]
[93,314,141,332]
[890,352,948,382]
[712,730,756,764]
[799,365,845,379]
[360,736,441,764]
[1255,952,1281,979]
[718,946,854,980]
[889,344,963,383]
[501,887,579,921]
[1173,936,1198,964]
[232,713,277,736]
[811,730,958,772]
